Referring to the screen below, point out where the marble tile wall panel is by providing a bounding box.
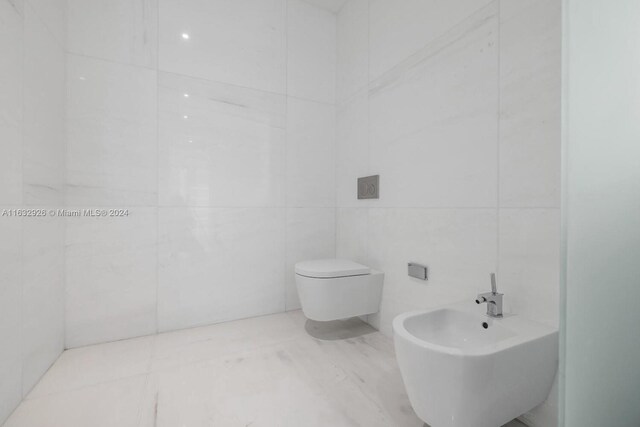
[158,0,286,94]
[66,55,158,206]
[157,207,285,332]
[158,72,286,208]
[499,0,561,208]
[67,0,158,68]
[286,97,336,208]
[65,208,158,348]
[23,3,65,205]
[287,0,336,104]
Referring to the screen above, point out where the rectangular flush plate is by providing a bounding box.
[358,175,380,199]
[408,263,428,280]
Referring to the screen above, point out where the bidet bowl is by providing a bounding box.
[393,304,558,427]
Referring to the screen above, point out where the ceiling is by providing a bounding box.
[300,0,349,14]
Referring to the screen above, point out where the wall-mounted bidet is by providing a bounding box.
[393,303,558,427]
[295,259,384,321]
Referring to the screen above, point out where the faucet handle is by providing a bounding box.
[490,273,497,295]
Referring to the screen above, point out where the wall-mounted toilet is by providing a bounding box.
[294,259,384,322]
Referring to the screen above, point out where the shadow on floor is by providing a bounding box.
[304,317,377,341]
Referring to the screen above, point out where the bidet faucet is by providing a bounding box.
[475,273,503,318]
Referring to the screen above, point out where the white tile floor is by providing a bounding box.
[4,311,527,427]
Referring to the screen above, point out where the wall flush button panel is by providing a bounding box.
[358,175,380,199]
[408,263,428,280]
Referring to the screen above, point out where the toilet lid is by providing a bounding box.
[295,259,371,278]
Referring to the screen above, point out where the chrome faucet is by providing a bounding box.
[475,273,503,318]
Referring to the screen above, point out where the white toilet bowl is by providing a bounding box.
[294,259,384,321]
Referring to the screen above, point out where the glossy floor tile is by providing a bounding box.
[5,312,528,427]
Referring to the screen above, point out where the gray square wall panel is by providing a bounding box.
[358,175,379,199]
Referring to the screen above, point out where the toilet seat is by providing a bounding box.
[295,259,370,278]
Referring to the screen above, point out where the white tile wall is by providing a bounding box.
[6,0,24,16]
[336,91,368,207]
[336,0,560,332]
[499,0,561,208]
[365,208,498,335]
[157,208,286,331]
[0,1,66,423]
[65,208,158,348]
[287,0,336,104]
[67,0,158,68]
[498,208,560,326]
[0,0,23,206]
[158,72,286,207]
[65,0,338,348]
[336,0,368,103]
[369,4,498,208]
[335,208,368,264]
[0,214,22,423]
[368,0,493,81]
[336,0,560,424]
[301,0,347,14]
[21,214,65,393]
[286,97,336,207]
[23,4,65,205]
[26,0,66,47]
[158,0,287,94]
[66,55,158,206]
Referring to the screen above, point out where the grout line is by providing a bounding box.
[366,1,498,90]
[286,93,335,107]
[64,52,335,108]
[298,0,343,16]
[25,372,151,402]
[155,0,160,336]
[19,1,26,400]
[66,51,157,71]
[336,81,369,110]
[6,0,22,16]
[496,0,502,277]
[23,0,65,51]
[284,0,289,312]
[364,0,372,326]
[333,3,339,260]
[61,0,68,354]
[558,1,570,423]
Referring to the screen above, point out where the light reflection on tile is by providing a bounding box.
[158,0,286,93]
[66,55,158,206]
[158,72,286,207]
